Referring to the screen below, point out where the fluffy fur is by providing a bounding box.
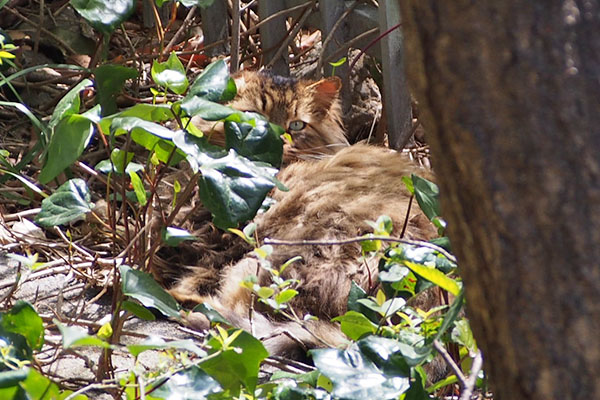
[168,71,435,357]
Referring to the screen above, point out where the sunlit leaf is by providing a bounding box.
[71,0,136,34]
[120,265,181,319]
[162,226,197,246]
[151,52,189,95]
[201,329,268,395]
[187,59,236,102]
[332,311,377,340]
[0,301,44,350]
[35,179,93,227]
[39,114,94,184]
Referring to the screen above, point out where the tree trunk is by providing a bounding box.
[398,2,600,399]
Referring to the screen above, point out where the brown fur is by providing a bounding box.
[168,71,435,357]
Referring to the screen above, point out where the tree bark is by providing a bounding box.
[398,2,600,399]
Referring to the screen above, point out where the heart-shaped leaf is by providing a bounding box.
[39,114,94,184]
[225,116,283,167]
[71,0,135,34]
[120,265,181,319]
[35,179,93,227]
[187,59,236,102]
[152,52,189,95]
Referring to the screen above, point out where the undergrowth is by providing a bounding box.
[0,2,485,399]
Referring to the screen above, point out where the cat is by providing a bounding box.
[166,71,436,357]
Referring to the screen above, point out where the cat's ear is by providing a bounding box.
[307,76,341,110]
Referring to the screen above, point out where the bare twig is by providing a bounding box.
[163,6,197,56]
[316,0,361,77]
[433,339,468,388]
[3,7,77,55]
[349,23,401,72]
[231,0,241,72]
[264,235,456,263]
[460,350,484,400]
[265,0,316,69]
[321,27,379,68]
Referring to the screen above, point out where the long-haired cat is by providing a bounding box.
[167,71,435,357]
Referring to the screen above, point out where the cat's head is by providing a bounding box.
[229,71,349,162]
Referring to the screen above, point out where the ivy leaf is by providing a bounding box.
[411,174,440,221]
[39,114,94,184]
[94,64,138,116]
[55,321,110,349]
[152,365,221,399]
[311,337,411,400]
[198,150,281,229]
[162,226,197,246]
[71,0,136,34]
[35,179,94,227]
[332,311,377,341]
[224,116,283,167]
[122,300,156,321]
[48,78,92,130]
[181,96,236,120]
[127,337,207,358]
[120,265,181,319]
[0,301,44,350]
[151,52,189,95]
[187,59,236,102]
[201,329,268,395]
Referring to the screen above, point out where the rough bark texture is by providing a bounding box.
[398,2,600,399]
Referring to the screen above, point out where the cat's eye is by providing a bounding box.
[288,120,307,131]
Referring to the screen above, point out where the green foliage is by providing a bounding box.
[35,179,94,227]
[152,52,189,95]
[94,65,138,115]
[70,0,136,34]
[120,265,181,319]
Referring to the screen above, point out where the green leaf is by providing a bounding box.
[110,117,184,164]
[191,303,231,325]
[55,321,110,348]
[38,114,94,184]
[0,301,44,350]
[35,179,93,227]
[179,0,215,8]
[329,57,347,67]
[109,148,134,174]
[451,318,477,353]
[434,290,465,342]
[332,311,377,340]
[20,368,87,400]
[198,150,281,229]
[151,52,189,95]
[181,96,236,120]
[403,261,460,296]
[127,337,206,358]
[98,103,173,134]
[187,59,236,102]
[0,369,29,388]
[311,337,411,400]
[201,329,268,395]
[275,289,298,305]
[111,116,175,139]
[224,116,283,167]
[411,175,440,221]
[172,130,227,172]
[122,300,156,321]
[48,78,92,130]
[256,286,275,299]
[128,170,147,205]
[161,226,197,246]
[71,0,136,34]
[120,265,181,319]
[94,64,138,116]
[152,365,221,399]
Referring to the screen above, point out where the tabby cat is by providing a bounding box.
[169,71,435,357]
